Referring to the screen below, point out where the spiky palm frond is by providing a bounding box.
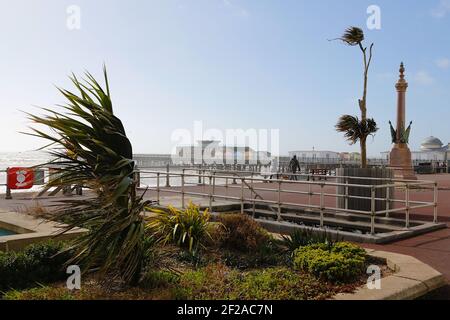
[338,26,364,46]
[335,115,378,145]
[26,67,151,284]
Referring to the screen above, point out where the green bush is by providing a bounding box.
[293,242,366,283]
[216,214,270,253]
[140,270,180,289]
[147,203,212,255]
[221,238,284,269]
[278,228,338,254]
[175,264,333,300]
[0,241,72,292]
[3,286,76,301]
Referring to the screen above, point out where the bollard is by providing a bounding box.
[165,164,170,187]
[5,186,12,200]
[5,167,12,199]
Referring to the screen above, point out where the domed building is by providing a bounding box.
[382,136,450,162]
[420,136,444,151]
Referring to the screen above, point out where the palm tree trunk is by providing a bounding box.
[358,42,373,167]
[360,137,367,168]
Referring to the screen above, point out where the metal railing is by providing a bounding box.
[138,169,439,235]
[1,166,440,235]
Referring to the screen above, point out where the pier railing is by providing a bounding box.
[137,169,439,235]
[1,166,440,235]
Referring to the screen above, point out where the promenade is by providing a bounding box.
[1,173,449,298]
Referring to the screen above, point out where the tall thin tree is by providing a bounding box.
[334,26,378,168]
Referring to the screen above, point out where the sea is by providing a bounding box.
[0,151,256,192]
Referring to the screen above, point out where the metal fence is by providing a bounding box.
[138,168,439,235]
[0,166,440,235]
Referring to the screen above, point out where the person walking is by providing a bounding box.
[265,157,279,181]
[288,155,301,180]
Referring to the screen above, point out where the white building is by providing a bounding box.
[289,150,341,161]
[173,140,271,165]
[382,136,450,162]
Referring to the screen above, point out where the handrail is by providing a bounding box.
[138,169,439,235]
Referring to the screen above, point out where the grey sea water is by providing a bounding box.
[0,151,266,192]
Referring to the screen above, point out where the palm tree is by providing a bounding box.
[335,115,378,151]
[334,26,378,168]
[25,67,152,284]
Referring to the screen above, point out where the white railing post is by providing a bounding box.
[320,183,325,229]
[156,172,160,205]
[165,164,170,187]
[320,184,324,228]
[277,180,282,221]
[344,177,349,210]
[225,176,229,197]
[405,184,410,229]
[212,171,216,202]
[251,173,256,217]
[250,172,254,199]
[181,169,185,209]
[434,182,438,223]
[308,183,312,208]
[385,185,390,218]
[371,187,376,235]
[209,175,213,212]
[241,178,245,215]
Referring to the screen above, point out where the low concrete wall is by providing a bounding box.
[334,250,446,300]
[0,211,86,252]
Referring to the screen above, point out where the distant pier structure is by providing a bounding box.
[133,154,172,168]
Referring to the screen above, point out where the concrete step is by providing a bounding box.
[251,203,414,226]
[244,208,408,233]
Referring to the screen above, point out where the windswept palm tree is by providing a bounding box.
[335,115,378,148]
[333,27,378,168]
[25,67,152,284]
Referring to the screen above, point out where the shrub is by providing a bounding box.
[221,239,284,269]
[216,214,269,253]
[278,228,339,254]
[140,270,180,289]
[204,222,227,247]
[175,264,334,300]
[293,242,366,283]
[0,241,72,292]
[147,203,212,255]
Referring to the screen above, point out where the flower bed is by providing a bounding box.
[1,208,387,301]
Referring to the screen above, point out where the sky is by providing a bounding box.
[0,0,449,156]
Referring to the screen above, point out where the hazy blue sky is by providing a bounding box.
[0,0,449,156]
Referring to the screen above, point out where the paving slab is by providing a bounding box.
[334,250,446,300]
